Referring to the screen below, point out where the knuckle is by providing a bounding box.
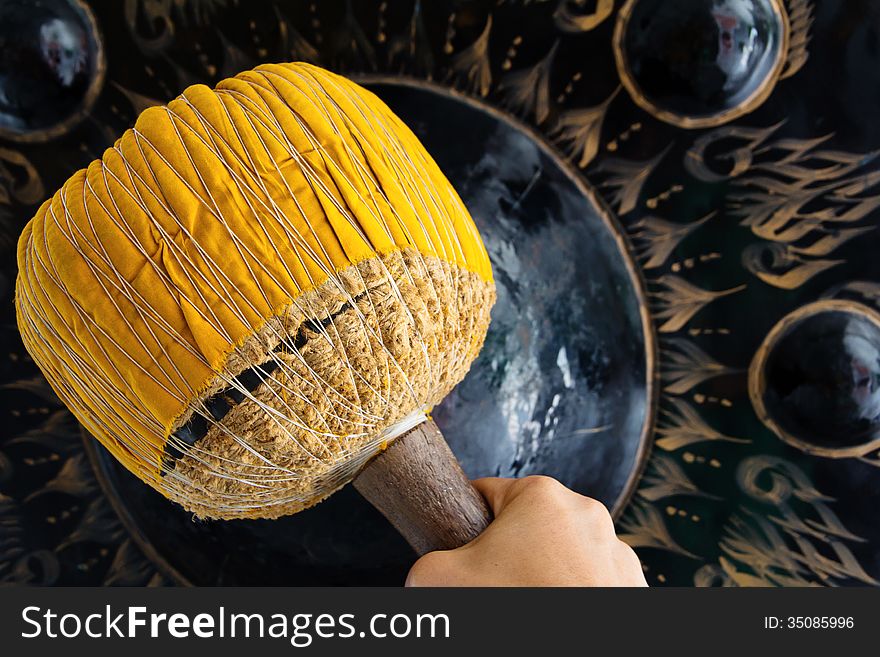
[578,497,614,529]
[615,541,647,582]
[516,475,566,498]
[616,539,640,564]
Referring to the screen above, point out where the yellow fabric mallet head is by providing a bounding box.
[15,63,496,554]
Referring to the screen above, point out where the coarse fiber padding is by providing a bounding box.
[15,62,495,519]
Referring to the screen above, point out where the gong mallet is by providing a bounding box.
[15,62,494,555]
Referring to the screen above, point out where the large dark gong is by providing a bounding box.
[84,81,654,586]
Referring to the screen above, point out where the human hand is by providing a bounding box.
[406,476,648,587]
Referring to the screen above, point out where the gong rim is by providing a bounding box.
[82,78,658,586]
[612,0,791,130]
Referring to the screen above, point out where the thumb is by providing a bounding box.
[471,477,517,516]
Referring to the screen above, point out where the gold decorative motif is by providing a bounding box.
[719,517,819,586]
[124,0,175,54]
[638,454,721,501]
[645,182,682,209]
[0,375,165,585]
[661,337,739,395]
[748,299,880,463]
[613,0,791,129]
[0,494,24,580]
[552,87,621,169]
[692,561,738,587]
[731,135,880,288]
[686,121,880,288]
[656,398,750,452]
[124,0,228,54]
[332,1,378,71]
[731,149,880,237]
[824,281,880,307]
[103,539,167,587]
[32,453,97,501]
[716,455,878,586]
[275,6,320,64]
[450,14,494,97]
[684,122,785,183]
[385,1,434,77]
[593,145,670,215]
[781,0,814,79]
[741,242,845,290]
[553,0,615,33]
[499,40,559,124]
[651,275,746,333]
[0,148,44,206]
[618,499,700,559]
[632,212,715,269]
[110,83,163,116]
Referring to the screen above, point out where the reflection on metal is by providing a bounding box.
[661,337,739,395]
[749,299,880,463]
[552,87,621,169]
[651,275,746,333]
[656,397,750,452]
[613,0,790,129]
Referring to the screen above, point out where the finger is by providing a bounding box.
[471,477,517,516]
[405,551,456,587]
[613,541,649,587]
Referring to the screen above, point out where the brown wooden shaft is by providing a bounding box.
[353,419,492,556]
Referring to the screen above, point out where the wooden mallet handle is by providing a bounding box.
[353,418,492,555]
